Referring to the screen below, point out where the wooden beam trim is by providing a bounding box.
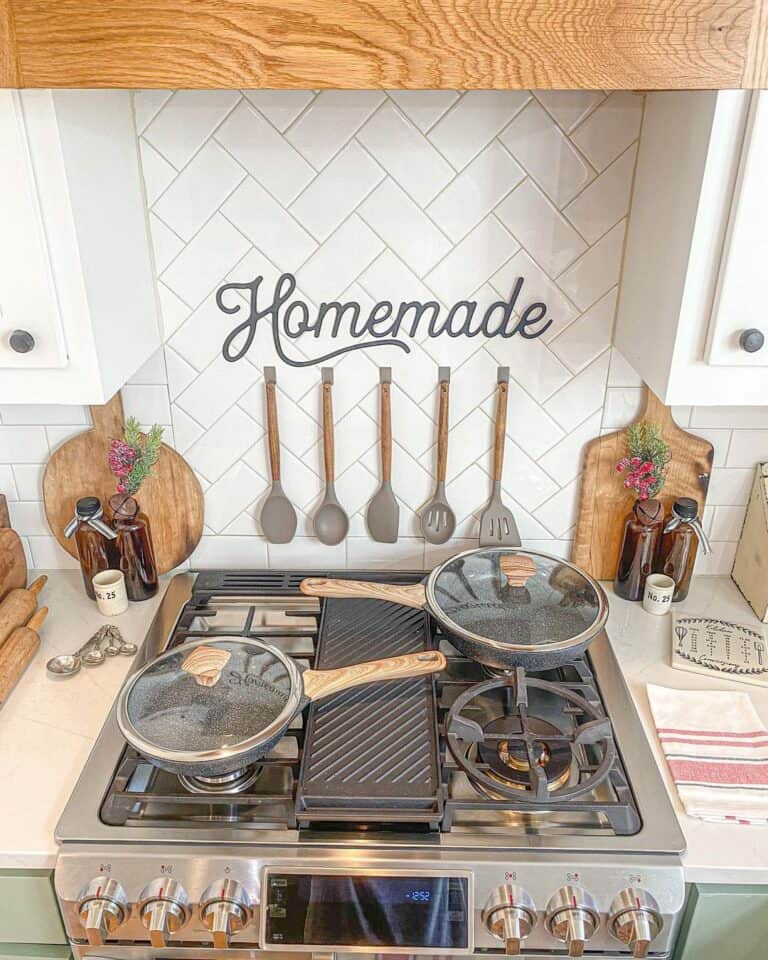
[0,0,21,86]
[743,0,768,85]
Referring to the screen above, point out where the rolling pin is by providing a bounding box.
[0,607,47,706]
[0,576,47,649]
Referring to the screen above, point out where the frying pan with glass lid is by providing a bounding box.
[116,638,446,778]
[301,547,608,672]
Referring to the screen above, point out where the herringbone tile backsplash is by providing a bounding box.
[1,90,762,573]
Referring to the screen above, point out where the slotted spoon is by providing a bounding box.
[420,367,455,544]
[479,366,521,547]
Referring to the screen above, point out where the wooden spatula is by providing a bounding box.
[43,391,203,573]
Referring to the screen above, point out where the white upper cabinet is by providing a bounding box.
[616,91,768,404]
[0,90,160,404]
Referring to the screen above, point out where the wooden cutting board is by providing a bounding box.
[572,386,714,580]
[42,391,203,573]
[0,495,27,602]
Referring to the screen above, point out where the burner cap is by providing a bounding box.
[478,716,573,793]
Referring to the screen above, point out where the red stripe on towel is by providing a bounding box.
[657,727,768,739]
[660,735,768,748]
[668,758,768,786]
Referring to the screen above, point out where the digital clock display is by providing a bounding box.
[265,873,468,949]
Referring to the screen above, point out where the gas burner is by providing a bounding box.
[446,668,616,802]
[475,715,574,795]
[178,765,264,795]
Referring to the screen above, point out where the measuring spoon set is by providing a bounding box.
[258,365,520,547]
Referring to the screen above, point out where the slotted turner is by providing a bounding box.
[420,367,455,544]
[479,367,521,547]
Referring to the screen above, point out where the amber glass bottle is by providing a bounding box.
[614,498,664,601]
[655,497,710,602]
[64,497,119,600]
[109,495,159,601]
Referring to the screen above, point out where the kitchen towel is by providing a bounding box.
[647,683,768,824]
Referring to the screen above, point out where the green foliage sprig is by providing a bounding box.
[108,417,164,495]
[616,422,671,499]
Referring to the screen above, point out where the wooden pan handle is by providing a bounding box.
[300,577,427,610]
[303,650,446,701]
[499,554,536,587]
[492,381,509,482]
[265,380,281,481]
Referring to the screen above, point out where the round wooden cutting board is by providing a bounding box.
[42,392,203,574]
[572,386,714,580]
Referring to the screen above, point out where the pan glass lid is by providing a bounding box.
[430,549,603,648]
[123,639,295,755]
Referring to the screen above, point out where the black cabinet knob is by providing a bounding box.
[9,329,35,354]
[739,328,765,354]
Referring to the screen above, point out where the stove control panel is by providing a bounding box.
[137,878,190,947]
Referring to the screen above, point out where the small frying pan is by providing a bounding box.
[300,547,608,672]
[116,637,446,778]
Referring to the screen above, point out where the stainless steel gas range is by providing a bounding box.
[55,569,686,960]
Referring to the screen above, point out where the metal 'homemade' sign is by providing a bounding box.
[217,272,552,368]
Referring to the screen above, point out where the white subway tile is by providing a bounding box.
[170,404,204,454]
[601,387,644,430]
[564,147,635,244]
[425,216,518,304]
[164,348,197,400]
[191,535,268,568]
[347,536,425,569]
[495,177,586,276]
[134,90,174,136]
[360,178,452,276]
[500,100,594,206]
[427,142,524,242]
[121,385,171,426]
[298,215,384,303]
[203,461,265,533]
[11,463,43,501]
[161,213,250,308]
[544,351,610,432]
[45,425,85,452]
[140,138,177,205]
[570,92,643,171]
[706,467,754,505]
[533,91,605,134]
[286,90,385,169]
[291,140,384,242]
[358,102,454,206]
[216,100,314,205]
[8,500,49,536]
[428,91,530,170]
[693,428,730,467]
[243,90,315,131]
[556,220,626,311]
[534,478,580,538]
[268,536,347,568]
[0,426,49,463]
[0,404,88,425]
[489,249,579,340]
[694,540,737,576]
[501,439,559,511]
[175,353,257,429]
[27,535,80,569]
[128,349,167,386]
[690,407,768,429]
[607,347,643,387]
[538,410,603,485]
[184,406,262,483]
[222,178,316,270]
[387,91,459,132]
[709,504,747,542]
[143,90,241,168]
[153,140,246,241]
[548,288,616,375]
[0,465,18,500]
[157,282,192,339]
[725,430,768,468]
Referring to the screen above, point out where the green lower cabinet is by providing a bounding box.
[0,870,66,951]
[674,884,768,960]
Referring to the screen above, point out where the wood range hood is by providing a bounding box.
[1,0,767,89]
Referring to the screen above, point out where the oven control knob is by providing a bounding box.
[77,877,128,946]
[609,889,663,958]
[546,886,599,957]
[138,878,190,947]
[200,879,252,947]
[482,884,536,955]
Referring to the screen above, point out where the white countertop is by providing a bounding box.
[1,569,767,885]
[0,570,169,870]
[607,576,768,885]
